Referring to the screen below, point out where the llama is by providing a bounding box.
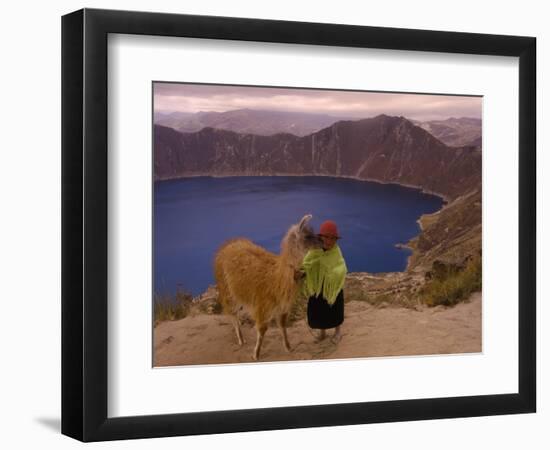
[214,214,321,360]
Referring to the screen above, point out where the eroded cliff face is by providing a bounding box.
[406,188,482,271]
[154,114,481,202]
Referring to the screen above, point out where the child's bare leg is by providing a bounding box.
[314,329,326,342]
[277,313,291,352]
[331,326,342,344]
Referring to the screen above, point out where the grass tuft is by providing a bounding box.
[419,252,481,307]
[153,287,193,327]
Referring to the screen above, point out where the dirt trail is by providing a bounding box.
[154,292,481,366]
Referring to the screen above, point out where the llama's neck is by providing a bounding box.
[274,249,299,281]
[272,231,303,301]
[273,257,300,303]
[278,233,303,271]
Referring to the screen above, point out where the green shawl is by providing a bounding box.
[301,244,347,305]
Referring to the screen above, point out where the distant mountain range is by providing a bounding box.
[154,114,481,202]
[412,117,481,148]
[154,108,350,137]
[155,108,482,150]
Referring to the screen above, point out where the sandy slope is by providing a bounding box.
[154,292,481,367]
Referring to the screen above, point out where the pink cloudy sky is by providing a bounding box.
[154,82,482,121]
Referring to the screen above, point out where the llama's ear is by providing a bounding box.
[298,214,313,230]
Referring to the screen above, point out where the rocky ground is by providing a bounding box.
[154,291,481,367]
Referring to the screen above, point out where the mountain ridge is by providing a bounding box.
[155,114,481,202]
[413,117,481,147]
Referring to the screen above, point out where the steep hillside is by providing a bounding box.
[155,114,481,202]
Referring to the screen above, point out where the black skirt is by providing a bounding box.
[307,289,344,329]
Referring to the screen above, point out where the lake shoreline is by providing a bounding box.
[155,172,451,205]
[155,173,449,281]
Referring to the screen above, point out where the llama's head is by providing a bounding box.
[281,214,322,263]
[297,214,322,250]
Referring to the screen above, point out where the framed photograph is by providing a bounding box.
[62,8,536,442]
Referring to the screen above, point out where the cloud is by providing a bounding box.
[153,82,482,121]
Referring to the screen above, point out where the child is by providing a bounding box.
[301,220,347,344]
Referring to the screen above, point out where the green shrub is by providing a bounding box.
[153,287,193,326]
[420,253,482,307]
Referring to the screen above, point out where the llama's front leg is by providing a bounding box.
[231,315,245,346]
[253,323,268,361]
[277,313,291,352]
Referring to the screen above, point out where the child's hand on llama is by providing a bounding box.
[294,269,306,281]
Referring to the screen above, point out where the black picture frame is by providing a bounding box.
[61,8,536,442]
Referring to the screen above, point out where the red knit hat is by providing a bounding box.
[318,220,340,238]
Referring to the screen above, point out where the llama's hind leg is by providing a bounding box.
[276,313,291,352]
[253,322,268,361]
[215,272,244,346]
[231,314,245,346]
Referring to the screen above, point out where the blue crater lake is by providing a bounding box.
[154,176,445,297]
